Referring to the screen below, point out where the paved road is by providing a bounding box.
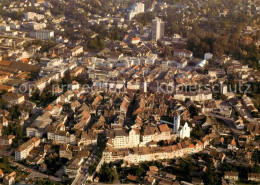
[72,173,87,185]
[209,113,244,135]
[11,161,61,182]
[0,34,35,41]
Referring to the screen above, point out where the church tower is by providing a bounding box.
[173,112,180,134]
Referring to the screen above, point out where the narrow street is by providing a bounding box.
[10,161,61,182]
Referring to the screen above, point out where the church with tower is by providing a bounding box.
[173,113,191,139]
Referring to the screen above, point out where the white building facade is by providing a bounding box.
[152,17,165,41]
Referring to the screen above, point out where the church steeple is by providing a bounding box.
[174,112,180,134]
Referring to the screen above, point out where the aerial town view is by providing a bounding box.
[0,0,259,184]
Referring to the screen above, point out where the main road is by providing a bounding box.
[0,34,35,41]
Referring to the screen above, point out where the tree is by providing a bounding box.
[14,125,24,139]
[129,165,146,176]
[30,88,41,102]
[191,126,203,139]
[62,71,72,85]
[8,11,23,20]
[188,104,199,118]
[87,36,104,50]
[44,154,66,175]
[0,98,7,109]
[252,162,260,173]
[135,12,155,26]
[40,40,56,53]
[184,162,192,182]
[29,71,40,81]
[3,124,13,136]
[203,160,214,185]
[9,105,21,120]
[99,163,119,183]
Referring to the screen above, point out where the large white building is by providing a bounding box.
[173,113,191,139]
[128,2,145,20]
[204,53,213,60]
[24,12,44,21]
[141,124,172,145]
[0,24,10,31]
[174,91,212,102]
[26,115,52,137]
[103,138,208,164]
[106,124,172,149]
[47,124,76,145]
[15,137,40,161]
[152,17,165,41]
[106,128,140,148]
[30,30,54,40]
[27,22,46,30]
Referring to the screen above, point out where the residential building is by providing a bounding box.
[204,53,213,60]
[26,115,52,137]
[0,135,15,146]
[103,137,209,164]
[24,12,44,21]
[173,49,193,59]
[174,91,212,102]
[78,131,98,146]
[131,37,141,45]
[15,137,41,161]
[0,24,10,31]
[30,30,54,40]
[59,144,73,160]
[3,172,15,185]
[227,138,237,150]
[248,173,260,182]
[152,17,165,41]
[70,46,84,57]
[224,171,239,181]
[47,124,76,144]
[0,169,3,178]
[128,2,145,20]
[2,93,25,105]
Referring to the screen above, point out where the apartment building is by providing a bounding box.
[103,138,209,164]
[2,93,25,105]
[152,17,165,41]
[15,137,41,161]
[24,12,44,21]
[30,30,54,40]
[47,124,76,145]
[0,135,15,146]
[174,91,213,102]
[26,115,52,137]
[106,124,172,148]
[3,172,16,185]
[128,2,145,20]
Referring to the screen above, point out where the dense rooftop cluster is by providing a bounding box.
[0,0,258,185]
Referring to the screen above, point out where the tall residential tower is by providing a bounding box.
[128,2,145,20]
[152,17,165,41]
